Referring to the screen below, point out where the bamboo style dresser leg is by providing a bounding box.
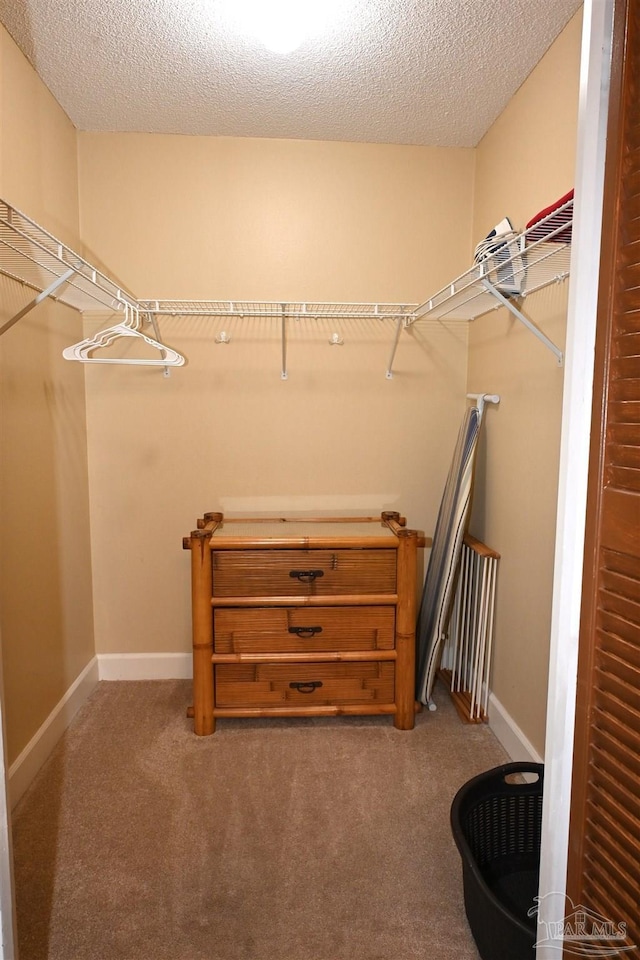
[394,527,419,730]
[186,529,215,735]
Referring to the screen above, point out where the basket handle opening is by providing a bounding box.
[504,771,540,785]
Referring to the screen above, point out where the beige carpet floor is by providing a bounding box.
[12,680,508,960]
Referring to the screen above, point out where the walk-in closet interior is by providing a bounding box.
[0,0,594,956]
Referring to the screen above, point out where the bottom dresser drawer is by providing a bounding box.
[215,661,395,708]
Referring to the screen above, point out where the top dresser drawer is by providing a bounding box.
[211,549,397,597]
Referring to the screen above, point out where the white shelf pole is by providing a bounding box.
[280,305,288,380]
[147,312,171,378]
[385,313,405,379]
[0,267,76,337]
[481,279,564,365]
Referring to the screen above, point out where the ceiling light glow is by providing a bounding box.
[220,0,350,55]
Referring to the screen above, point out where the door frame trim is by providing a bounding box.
[537,2,615,956]
[0,627,18,959]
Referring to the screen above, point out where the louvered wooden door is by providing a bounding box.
[566,0,640,950]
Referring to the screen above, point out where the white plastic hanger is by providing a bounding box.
[62,304,185,366]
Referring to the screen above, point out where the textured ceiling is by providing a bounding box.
[0,0,582,147]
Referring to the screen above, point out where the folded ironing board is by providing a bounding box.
[416,403,482,708]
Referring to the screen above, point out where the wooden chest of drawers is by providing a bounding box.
[183,512,422,735]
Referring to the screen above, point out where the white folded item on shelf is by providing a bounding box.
[474,216,524,298]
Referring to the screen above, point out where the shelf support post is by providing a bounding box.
[481,279,564,366]
[280,304,288,380]
[385,312,405,379]
[0,268,76,337]
[146,312,171,378]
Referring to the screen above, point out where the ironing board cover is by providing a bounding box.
[416,405,481,706]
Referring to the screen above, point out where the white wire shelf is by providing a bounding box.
[408,198,573,326]
[138,300,417,319]
[0,194,573,371]
[0,199,136,315]
[135,301,416,379]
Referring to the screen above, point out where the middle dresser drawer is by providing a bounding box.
[211,549,397,597]
[214,606,395,654]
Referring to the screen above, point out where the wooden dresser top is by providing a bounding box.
[208,516,401,549]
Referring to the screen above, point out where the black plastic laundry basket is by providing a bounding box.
[450,762,544,960]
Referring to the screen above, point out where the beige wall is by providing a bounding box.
[0,25,94,762]
[468,11,582,755]
[77,134,475,655]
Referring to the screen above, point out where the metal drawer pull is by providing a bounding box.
[289,569,325,583]
[288,626,323,638]
[289,681,323,693]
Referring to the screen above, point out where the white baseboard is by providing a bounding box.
[8,656,99,810]
[97,653,192,681]
[488,691,544,765]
